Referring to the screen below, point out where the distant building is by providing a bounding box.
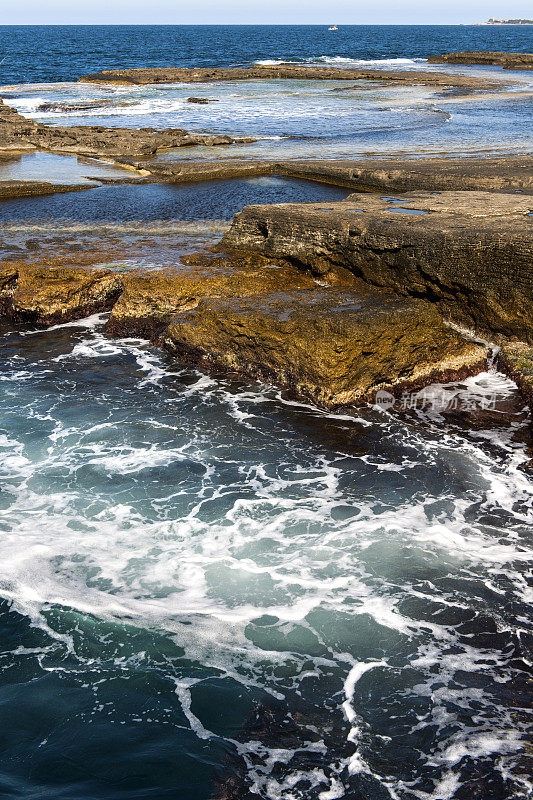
[485,18,533,24]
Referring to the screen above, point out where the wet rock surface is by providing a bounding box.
[0,98,255,159]
[162,282,487,407]
[273,156,533,194]
[0,255,487,407]
[499,342,533,400]
[116,154,533,193]
[106,252,316,339]
[78,64,504,92]
[2,264,122,324]
[222,190,533,342]
[0,180,93,199]
[428,51,533,69]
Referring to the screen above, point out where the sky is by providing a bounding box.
[1,0,533,25]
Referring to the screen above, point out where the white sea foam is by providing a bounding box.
[1,329,532,799]
[254,56,427,68]
[20,312,108,336]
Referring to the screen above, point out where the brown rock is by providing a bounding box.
[0,98,255,159]
[274,156,533,194]
[162,286,487,407]
[222,190,533,342]
[8,265,123,324]
[428,51,533,70]
[78,65,504,92]
[498,342,533,400]
[106,253,317,339]
[0,180,93,200]
[0,265,18,314]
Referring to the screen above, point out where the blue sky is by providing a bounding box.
[2,0,533,25]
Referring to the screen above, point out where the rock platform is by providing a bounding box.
[78,64,505,92]
[222,190,533,343]
[0,254,487,408]
[428,51,533,70]
[0,98,255,159]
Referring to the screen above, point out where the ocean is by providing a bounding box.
[0,24,532,800]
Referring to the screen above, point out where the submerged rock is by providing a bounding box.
[222,190,533,342]
[36,100,135,113]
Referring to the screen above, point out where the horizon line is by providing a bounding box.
[0,22,509,27]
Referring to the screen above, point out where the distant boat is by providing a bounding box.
[328,25,338,31]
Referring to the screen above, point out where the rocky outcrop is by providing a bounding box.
[107,254,486,406]
[498,342,533,400]
[0,180,93,199]
[3,265,122,324]
[187,97,218,104]
[125,158,273,183]
[106,252,316,339]
[35,100,135,113]
[428,51,533,70]
[222,191,533,342]
[78,65,504,92]
[0,99,255,159]
[114,155,533,193]
[0,265,18,315]
[162,286,486,407]
[274,156,533,194]
[0,256,488,407]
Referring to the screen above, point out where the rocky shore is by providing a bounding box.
[1,156,532,406]
[0,68,532,409]
[428,51,533,69]
[78,64,506,92]
[0,180,94,199]
[0,98,255,159]
[131,155,533,193]
[0,254,487,407]
[222,190,533,342]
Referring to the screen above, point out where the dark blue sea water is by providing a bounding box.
[0,24,533,800]
[0,24,532,85]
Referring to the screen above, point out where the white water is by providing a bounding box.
[0,316,532,799]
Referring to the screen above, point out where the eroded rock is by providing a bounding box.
[78,65,504,92]
[0,99,255,159]
[498,342,533,400]
[222,190,533,342]
[0,180,93,200]
[428,51,533,70]
[106,253,318,339]
[6,265,123,324]
[162,285,487,407]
